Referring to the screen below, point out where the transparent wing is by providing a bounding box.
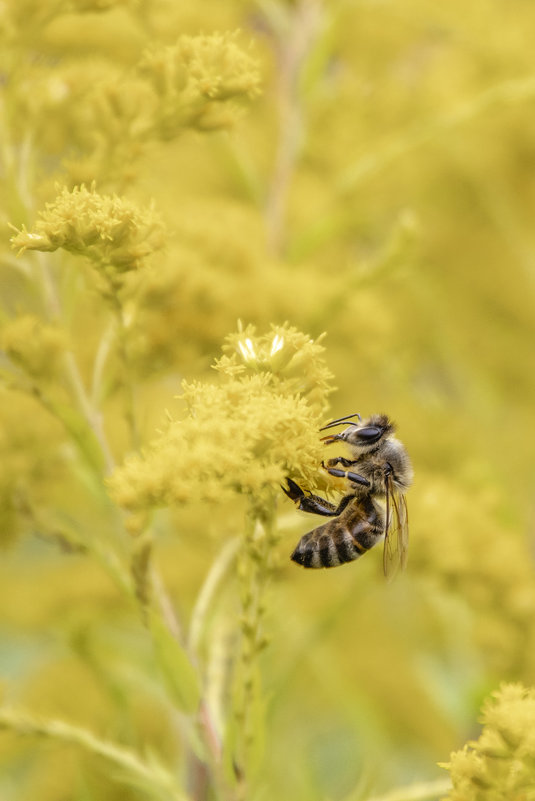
[382,474,409,581]
[397,493,409,570]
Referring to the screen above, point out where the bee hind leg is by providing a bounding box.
[281,478,306,501]
[282,479,354,517]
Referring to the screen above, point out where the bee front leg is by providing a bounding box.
[282,478,354,517]
[324,457,359,469]
[322,464,371,488]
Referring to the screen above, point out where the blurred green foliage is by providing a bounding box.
[1,1,535,800]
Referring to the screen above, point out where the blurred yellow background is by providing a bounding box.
[1,1,535,800]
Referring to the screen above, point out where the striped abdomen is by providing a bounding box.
[291,496,384,569]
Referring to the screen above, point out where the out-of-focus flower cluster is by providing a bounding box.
[140,32,261,136]
[66,32,260,183]
[123,201,333,377]
[2,11,259,187]
[442,683,535,801]
[0,0,132,39]
[108,325,333,514]
[0,394,65,547]
[10,185,165,281]
[78,31,260,184]
[413,479,535,678]
[125,202,270,372]
[1,316,66,382]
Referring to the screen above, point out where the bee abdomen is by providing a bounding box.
[291,528,365,569]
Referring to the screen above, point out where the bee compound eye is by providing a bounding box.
[356,426,383,443]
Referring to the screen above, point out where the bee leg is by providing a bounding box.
[281,478,306,501]
[323,466,371,487]
[324,457,359,469]
[281,478,335,515]
[281,479,353,517]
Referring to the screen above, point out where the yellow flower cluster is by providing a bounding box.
[140,32,261,135]
[0,392,64,547]
[1,315,66,381]
[10,185,165,276]
[175,32,261,102]
[414,479,535,677]
[123,201,300,374]
[219,323,334,414]
[108,325,333,514]
[442,683,535,801]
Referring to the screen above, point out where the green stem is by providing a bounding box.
[189,537,240,655]
[91,320,115,406]
[151,562,184,639]
[232,504,278,791]
[36,252,116,474]
[264,0,322,256]
[2,373,105,479]
[16,130,35,213]
[187,540,243,800]
[362,778,452,801]
[108,288,140,451]
[64,347,116,472]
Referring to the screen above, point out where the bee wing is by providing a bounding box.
[397,492,409,570]
[382,474,409,581]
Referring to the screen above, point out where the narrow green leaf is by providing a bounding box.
[149,612,202,716]
[0,708,190,801]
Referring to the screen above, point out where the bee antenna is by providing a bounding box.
[320,421,361,431]
[319,412,361,432]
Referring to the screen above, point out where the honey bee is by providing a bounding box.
[283,413,412,579]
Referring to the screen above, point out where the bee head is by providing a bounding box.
[320,413,395,450]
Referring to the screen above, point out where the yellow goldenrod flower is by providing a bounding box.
[441,683,535,800]
[108,324,333,514]
[139,32,261,136]
[221,323,335,414]
[10,185,165,276]
[175,32,261,102]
